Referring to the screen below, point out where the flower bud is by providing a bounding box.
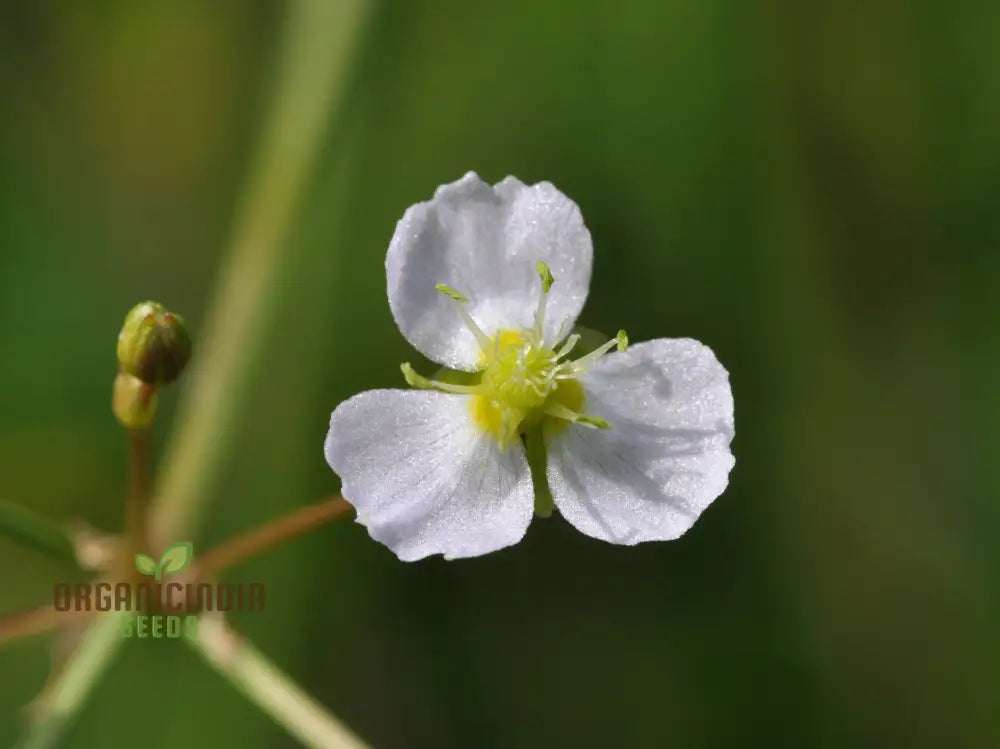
[117,301,191,386]
[112,372,158,429]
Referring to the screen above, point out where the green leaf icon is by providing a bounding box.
[158,542,194,577]
[134,553,158,577]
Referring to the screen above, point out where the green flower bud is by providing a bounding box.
[112,372,158,429]
[117,301,191,386]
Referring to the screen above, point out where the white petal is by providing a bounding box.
[386,172,593,370]
[324,389,534,560]
[546,338,735,544]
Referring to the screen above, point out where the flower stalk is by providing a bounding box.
[124,427,152,556]
[190,496,354,580]
[8,1,374,747]
[189,617,367,749]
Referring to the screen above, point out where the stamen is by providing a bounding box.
[542,402,577,421]
[532,262,554,337]
[553,319,570,345]
[562,329,630,375]
[536,261,555,293]
[543,401,612,429]
[565,335,622,374]
[554,333,581,359]
[435,283,492,350]
[434,283,468,302]
[576,414,612,429]
[458,262,625,444]
[401,363,481,395]
[529,381,548,398]
[454,304,492,350]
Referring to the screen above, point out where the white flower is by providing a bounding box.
[325,172,734,561]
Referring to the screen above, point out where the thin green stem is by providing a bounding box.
[0,605,71,647]
[189,617,368,749]
[524,429,555,518]
[191,496,353,581]
[14,612,129,749]
[0,497,76,564]
[17,0,372,744]
[150,0,371,550]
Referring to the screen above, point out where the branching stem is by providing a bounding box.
[191,496,354,580]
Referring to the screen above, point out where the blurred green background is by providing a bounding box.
[1,1,998,747]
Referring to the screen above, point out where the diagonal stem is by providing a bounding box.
[0,606,66,647]
[150,0,371,550]
[14,611,129,749]
[0,496,352,648]
[17,2,372,745]
[189,616,368,749]
[191,496,353,581]
[0,497,76,565]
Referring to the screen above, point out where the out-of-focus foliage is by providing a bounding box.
[1,1,997,747]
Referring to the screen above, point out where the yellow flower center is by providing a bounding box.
[401,263,627,448]
[470,331,585,446]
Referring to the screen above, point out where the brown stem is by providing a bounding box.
[125,428,151,554]
[191,496,354,580]
[0,497,352,646]
[0,605,90,647]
